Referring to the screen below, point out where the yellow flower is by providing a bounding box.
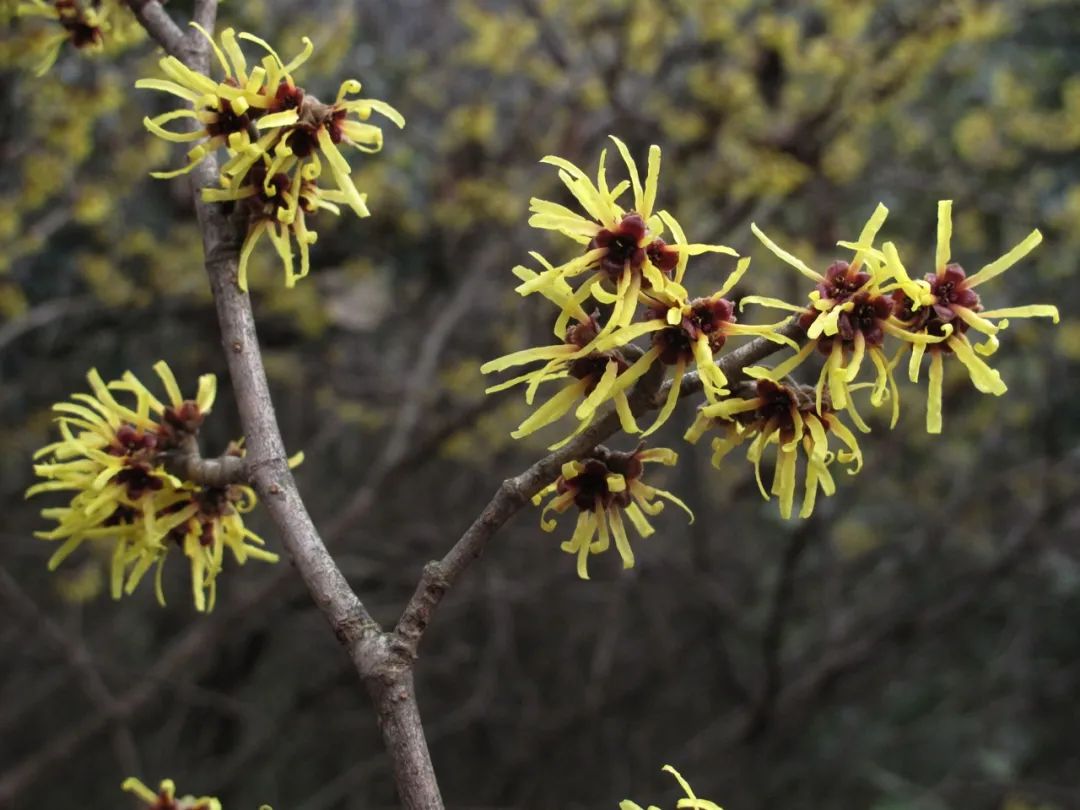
[16,0,107,75]
[246,73,404,219]
[743,203,942,429]
[28,363,276,611]
[138,25,404,239]
[685,380,862,519]
[481,306,649,449]
[586,256,797,435]
[518,137,736,338]
[881,200,1059,433]
[165,480,277,612]
[532,446,692,579]
[620,765,723,810]
[35,492,197,604]
[122,777,222,810]
[136,25,272,181]
[203,156,346,290]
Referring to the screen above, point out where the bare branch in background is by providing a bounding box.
[0,568,141,780]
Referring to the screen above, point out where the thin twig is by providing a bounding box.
[395,319,803,657]
[164,434,248,488]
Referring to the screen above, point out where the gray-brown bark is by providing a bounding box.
[119,4,799,805]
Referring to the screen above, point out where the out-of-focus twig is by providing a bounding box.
[0,567,140,778]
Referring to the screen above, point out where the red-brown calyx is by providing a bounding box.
[107,426,163,499]
[158,401,205,448]
[564,314,629,393]
[54,0,103,49]
[556,446,646,511]
[589,212,647,279]
[268,83,344,157]
[891,263,982,348]
[797,260,873,331]
[742,380,827,442]
[646,237,679,277]
[816,291,893,355]
[648,296,736,365]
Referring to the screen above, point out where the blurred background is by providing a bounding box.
[3,0,1080,808]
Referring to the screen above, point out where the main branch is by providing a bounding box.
[124,4,441,806]
[125,4,801,806]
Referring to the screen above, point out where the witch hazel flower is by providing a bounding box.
[882,200,1058,433]
[743,204,945,429]
[137,24,403,288]
[532,446,692,579]
[685,380,862,519]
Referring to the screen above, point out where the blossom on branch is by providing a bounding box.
[589,256,797,435]
[122,777,222,810]
[518,137,736,335]
[481,309,650,448]
[488,137,769,446]
[532,446,692,579]
[620,764,723,810]
[203,157,347,290]
[880,200,1058,433]
[743,203,948,429]
[137,24,403,287]
[15,0,139,75]
[685,380,862,519]
[28,362,278,611]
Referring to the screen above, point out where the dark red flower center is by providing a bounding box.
[815,292,892,354]
[745,380,828,441]
[272,81,305,112]
[206,104,252,139]
[819,260,871,301]
[556,448,646,511]
[156,401,205,449]
[589,213,647,280]
[568,353,629,393]
[55,1,102,48]
[648,297,735,365]
[891,263,982,348]
[115,463,164,500]
[564,315,601,349]
[110,424,157,456]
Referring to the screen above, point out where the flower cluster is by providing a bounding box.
[492,145,1059,566]
[532,445,692,579]
[483,137,791,448]
[15,0,140,75]
[28,362,278,611]
[122,778,222,810]
[746,199,1058,434]
[881,201,1057,433]
[620,765,723,810]
[685,381,862,520]
[137,25,404,289]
